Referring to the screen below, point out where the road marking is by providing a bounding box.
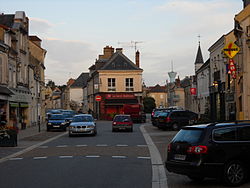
[38,146,48,148]
[96,144,108,147]
[112,156,127,159]
[33,156,47,160]
[56,145,68,148]
[137,145,148,147]
[0,132,67,164]
[85,155,100,158]
[9,157,23,161]
[59,156,73,159]
[76,144,87,147]
[137,156,151,160]
[116,144,128,147]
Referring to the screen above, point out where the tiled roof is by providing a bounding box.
[100,52,142,71]
[70,73,89,88]
[149,84,167,92]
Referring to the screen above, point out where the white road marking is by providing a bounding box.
[33,156,47,160]
[9,157,23,160]
[137,145,148,147]
[38,146,48,149]
[96,144,108,147]
[85,155,100,158]
[112,156,127,159]
[56,145,68,148]
[137,156,151,160]
[59,156,73,159]
[116,144,128,147]
[76,144,87,147]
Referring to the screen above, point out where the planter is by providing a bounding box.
[0,127,18,147]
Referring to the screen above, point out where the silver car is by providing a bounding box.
[68,114,97,136]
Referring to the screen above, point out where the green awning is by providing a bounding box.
[10,102,18,107]
[20,103,29,108]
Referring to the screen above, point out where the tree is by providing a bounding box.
[143,97,156,113]
[46,80,56,90]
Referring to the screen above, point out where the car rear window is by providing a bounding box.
[114,116,131,122]
[172,129,203,144]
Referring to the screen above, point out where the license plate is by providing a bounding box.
[174,154,186,160]
[159,119,164,122]
[53,125,60,128]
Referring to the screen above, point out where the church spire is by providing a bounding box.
[194,36,204,72]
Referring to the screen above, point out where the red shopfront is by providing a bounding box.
[99,93,139,120]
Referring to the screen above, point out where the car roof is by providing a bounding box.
[74,114,92,117]
[115,114,131,116]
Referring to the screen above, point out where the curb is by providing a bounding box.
[140,124,168,188]
[0,131,67,164]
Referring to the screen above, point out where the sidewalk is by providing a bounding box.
[18,122,47,140]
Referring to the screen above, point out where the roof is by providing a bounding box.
[100,52,142,71]
[194,44,204,65]
[149,84,167,93]
[196,58,210,73]
[71,73,89,88]
[0,85,14,96]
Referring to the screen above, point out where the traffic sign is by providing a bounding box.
[95,95,102,102]
[223,42,240,59]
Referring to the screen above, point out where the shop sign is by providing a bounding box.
[228,59,237,79]
[190,88,196,95]
[106,93,135,99]
[223,42,240,59]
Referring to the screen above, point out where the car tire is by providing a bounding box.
[47,127,50,132]
[223,160,246,187]
[172,123,179,131]
[68,132,73,137]
[112,128,116,132]
[188,176,204,182]
[129,128,133,132]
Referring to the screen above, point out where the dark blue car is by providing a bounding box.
[47,114,67,131]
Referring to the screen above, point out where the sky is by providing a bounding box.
[0,0,243,86]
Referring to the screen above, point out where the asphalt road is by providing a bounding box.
[0,121,151,188]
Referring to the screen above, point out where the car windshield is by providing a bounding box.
[114,116,131,122]
[49,115,64,120]
[64,114,73,118]
[172,129,203,144]
[72,116,93,122]
[158,112,169,117]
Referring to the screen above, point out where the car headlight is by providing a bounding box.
[87,125,94,128]
[69,126,75,129]
[48,123,51,125]
[61,122,66,125]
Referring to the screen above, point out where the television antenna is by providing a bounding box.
[117,41,143,53]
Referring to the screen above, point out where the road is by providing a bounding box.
[0,121,151,188]
[1,119,250,188]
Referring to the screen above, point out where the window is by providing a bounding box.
[213,128,237,141]
[108,78,116,91]
[0,57,2,83]
[125,78,133,91]
[173,129,203,144]
[238,126,250,141]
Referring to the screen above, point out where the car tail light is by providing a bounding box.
[165,117,171,122]
[151,112,155,116]
[167,144,171,152]
[187,145,208,154]
[113,122,117,125]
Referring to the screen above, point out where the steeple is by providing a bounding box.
[194,38,204,72]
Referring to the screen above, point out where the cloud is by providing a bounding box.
[43,38,97,85]
[29,17,54,35]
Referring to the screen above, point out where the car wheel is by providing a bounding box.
[112,128,116,132]
[68,132,73,137]
[130,128,133,132]
[188,176,204,182]
[172,123,179,131]
[47,127,50,132]
[223,161,246,186]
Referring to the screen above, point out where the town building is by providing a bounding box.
[87,46,143,120]
[147,84,167,108]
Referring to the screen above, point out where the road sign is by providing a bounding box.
[223,42,240,59]
[95,95,102,102]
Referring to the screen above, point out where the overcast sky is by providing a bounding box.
[1,0,243,86]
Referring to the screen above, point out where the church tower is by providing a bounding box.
[194,41,204,72]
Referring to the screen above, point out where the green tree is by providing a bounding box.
[143,97,156,113]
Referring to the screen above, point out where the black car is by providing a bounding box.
[165,121,250,186]
[151,108,169,126]
[156,110,198,130]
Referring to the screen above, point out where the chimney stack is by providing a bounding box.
[116,48,123,53]
[136,50,140,67]
[99,46,114,60]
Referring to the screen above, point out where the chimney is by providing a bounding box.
[136,50,140,67]
[116,48,123,53]
[243,0,250,7]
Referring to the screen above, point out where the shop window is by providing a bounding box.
[108,78,116,91]
[125,78,134,91]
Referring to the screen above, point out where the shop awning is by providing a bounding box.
[10,102,18,107]
[0,85,14,96]
[105,99,138,105]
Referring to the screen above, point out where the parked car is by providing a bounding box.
[47,114,67,131]
[156,110,198,130]
[151,108,169,126]
[68,114,97,136]
[165,121,250,186]
[112,114,133,132]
